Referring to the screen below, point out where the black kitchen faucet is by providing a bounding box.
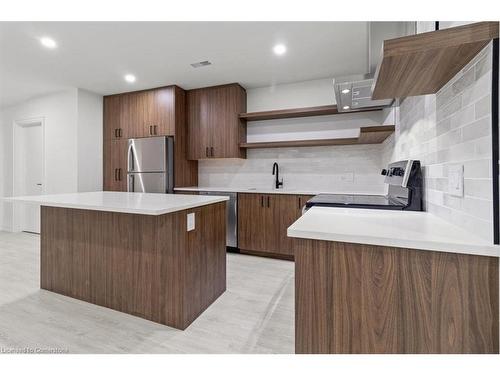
[272,162,283,189]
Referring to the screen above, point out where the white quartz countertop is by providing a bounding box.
[4,192,229,215]
[174,186,374,196]
[288,206,500,257]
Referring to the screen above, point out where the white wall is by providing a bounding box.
[0,110,4,230]
[77,89,103,192]
[198,78,390,193]
[0,88,103,232]
[247,78,336,111]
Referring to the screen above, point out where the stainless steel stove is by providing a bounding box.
[305,160,422,211]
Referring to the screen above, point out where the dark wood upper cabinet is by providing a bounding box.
[186,88,210,160]
[103,86,198,190]
[103,95,125,140]
[121,87,176,138]
[372,21,499,100]
[153,87,175,136]
[187,83,247,160]
[104,87,176,140]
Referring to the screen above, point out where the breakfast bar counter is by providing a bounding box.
[288,206,499,354]
[8,192,229,330]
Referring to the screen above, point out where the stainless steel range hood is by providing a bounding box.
[334,74,393,112]
[333,22,415,112]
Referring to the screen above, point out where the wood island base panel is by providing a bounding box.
[294,239,499,354]
[40,202,226,330]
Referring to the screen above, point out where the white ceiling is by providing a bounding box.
[0,22,371,108]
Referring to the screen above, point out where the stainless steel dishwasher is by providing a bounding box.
[198,191,237,249]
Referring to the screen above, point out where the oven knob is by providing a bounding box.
[381,169,388,176]
[392,167,404,176]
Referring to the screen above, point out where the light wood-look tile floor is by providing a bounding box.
[0,231,294,354]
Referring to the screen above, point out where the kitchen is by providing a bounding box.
[0,7,499,373]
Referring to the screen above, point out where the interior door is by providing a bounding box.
[20,123,43,233]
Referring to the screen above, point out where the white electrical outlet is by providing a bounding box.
[340,172,354,183]
[187,213,195,231]
[448,164,464,197]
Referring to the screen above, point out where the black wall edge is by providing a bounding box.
[492,38,499,244]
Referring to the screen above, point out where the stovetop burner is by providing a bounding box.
[305,160,422,211]
[306,194,405,209]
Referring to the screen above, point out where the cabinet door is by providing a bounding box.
[187,88,210,160]
[209,84,246,159]
[263,194,281,254]
[278,195,314,256]
[103,139,128,191]
[238,193,267,252]
[187,84,246,160]
[120,93,139,138]
[103,95,123,140]
[152,87,175,136]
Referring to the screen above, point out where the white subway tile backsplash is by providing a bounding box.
[463,159,492,178]
[462,72,491,104]
[462,117,491,141]
[449,104,475,129]
[382,42,494,242]
[464,179,492,200]
[475,51,492,80]
[474,136,493,157]
[462,196,493,221]
[437,95,462,122]
[443,194,463,210]
[474,95,491,119]
[198,144,387,194]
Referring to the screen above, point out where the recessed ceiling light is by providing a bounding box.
[124,74,136,83]
[341,89,351,94]
[40,37,57,49]
[343,105,350,110]
[273,44,287,56]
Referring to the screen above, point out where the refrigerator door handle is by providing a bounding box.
[128,174,135,192]
[127,141,134,172]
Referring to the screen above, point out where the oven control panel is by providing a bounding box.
[382,160,415,187]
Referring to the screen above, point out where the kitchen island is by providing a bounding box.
[8,192,229,330]
[289,207,500,354]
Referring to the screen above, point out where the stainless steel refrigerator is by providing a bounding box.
[127,136,174,193]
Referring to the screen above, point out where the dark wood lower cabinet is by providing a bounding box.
[238,193,313,259]
[40,202,226,330]
[294,239,499,354]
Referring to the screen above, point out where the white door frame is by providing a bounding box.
[12,117,46,232]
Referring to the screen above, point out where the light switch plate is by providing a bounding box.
[187,213,195,231]
[448,164,464,197]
